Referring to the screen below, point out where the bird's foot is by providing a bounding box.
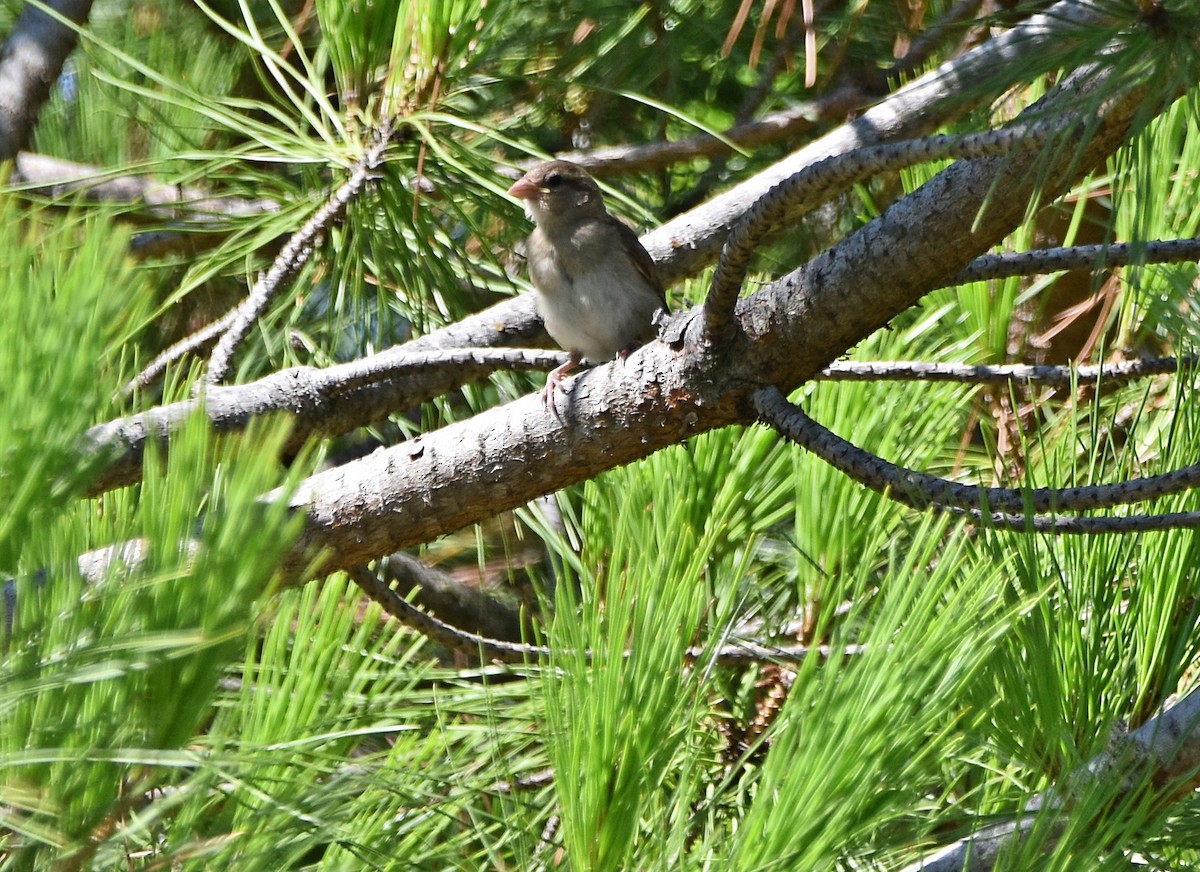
[540,369,564,408]
[541,357,579,417]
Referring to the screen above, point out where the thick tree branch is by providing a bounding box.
[85,345,565,496]
[0,0,93,160]
[267,58,1157,583]
[639,0,1125,285]
[703,121,1067,342]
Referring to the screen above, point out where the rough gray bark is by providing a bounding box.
[272,58,1161,584]
[76,0,1125,496]
[0,0,93,160]
[639,0,1125,285]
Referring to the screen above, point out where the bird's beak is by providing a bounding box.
[507,176,538,200]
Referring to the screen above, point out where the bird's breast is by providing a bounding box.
[528,230,661,363]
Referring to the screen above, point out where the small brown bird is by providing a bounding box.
[508,160,666,403]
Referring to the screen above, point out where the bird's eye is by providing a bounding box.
[545,174,563,188]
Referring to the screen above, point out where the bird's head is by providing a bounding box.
[508,160,606,226]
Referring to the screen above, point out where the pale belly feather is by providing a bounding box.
[529,232,660,364]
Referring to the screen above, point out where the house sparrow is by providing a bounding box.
[508,160,666,404]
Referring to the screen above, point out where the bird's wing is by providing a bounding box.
[606,214,667,310]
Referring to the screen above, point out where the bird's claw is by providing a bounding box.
[541,368,567,418]
[541,358,580,418]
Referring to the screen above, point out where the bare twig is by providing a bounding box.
[349,563,857,667]
[754,386,1200,534]
[11,152,277,220]
[817,356,1197,386]
[530,86,869,180]
[205,130,392,384]
[322,347,565,395]
[487,767,555,795]
[347,564,537,663]
[126,310,236,395]
[13,152,284,261]
[958,509,1200,535]
[950,237,1200,284]
[381,552,527,643]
